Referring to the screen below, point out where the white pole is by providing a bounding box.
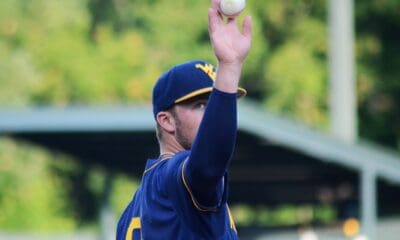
[361,166,377,240]
[328,0,357,143]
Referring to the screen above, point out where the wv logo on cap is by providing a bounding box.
[195,63,216,81]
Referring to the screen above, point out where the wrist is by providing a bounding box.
[217,61,243,71]
[214,62,243,94]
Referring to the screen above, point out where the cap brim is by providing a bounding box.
[174,87,247,104]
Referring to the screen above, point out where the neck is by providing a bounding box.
[159,134,185,156]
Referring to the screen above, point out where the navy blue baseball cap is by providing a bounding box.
[152,60,247,118]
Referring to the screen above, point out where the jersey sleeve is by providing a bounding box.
[160,152,229,213]
[183,88,237,209]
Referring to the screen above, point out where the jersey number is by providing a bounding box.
[125,217,141,240]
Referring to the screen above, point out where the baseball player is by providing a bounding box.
[116,0,252,239]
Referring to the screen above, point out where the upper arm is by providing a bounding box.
[181,158,228,211]
[160,155,227,212]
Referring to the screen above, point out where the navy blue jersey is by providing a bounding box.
[117,88,239,239]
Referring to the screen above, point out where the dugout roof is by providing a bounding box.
[1,101,400,208]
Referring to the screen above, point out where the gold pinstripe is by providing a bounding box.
[181,159,218,212]
[227,205,237,233]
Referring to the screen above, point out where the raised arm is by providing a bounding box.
[183,0,252,208]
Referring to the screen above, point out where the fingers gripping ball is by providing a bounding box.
[219,0,246,17]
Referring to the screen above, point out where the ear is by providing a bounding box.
[156,111,176,134]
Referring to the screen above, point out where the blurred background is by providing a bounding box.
[0,0,400,239]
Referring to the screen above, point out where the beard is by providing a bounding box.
[174,117,193,150]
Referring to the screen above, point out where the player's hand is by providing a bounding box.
[208,0,252,65]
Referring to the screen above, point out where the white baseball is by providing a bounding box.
[220,0,246,17]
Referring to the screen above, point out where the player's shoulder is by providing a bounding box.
[172,150,190,162]
[162,150,189,169]
[158,150,190,176]
[143,150,189,176]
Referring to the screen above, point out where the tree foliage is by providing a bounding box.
[0,138,76,231]
[1,0,400,232]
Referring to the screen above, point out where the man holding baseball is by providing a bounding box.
[116,0,251,239]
